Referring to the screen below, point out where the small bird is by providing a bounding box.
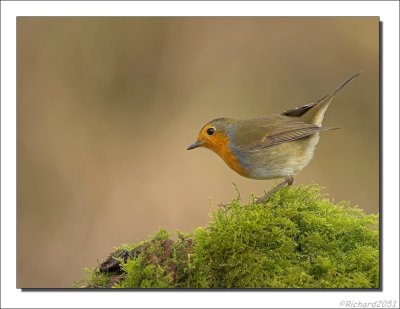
[187,72,361,203]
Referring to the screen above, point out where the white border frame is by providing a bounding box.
[1,1,399,308]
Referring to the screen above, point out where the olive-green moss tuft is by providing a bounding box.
[75,185,379,288]
[73,268,110,288]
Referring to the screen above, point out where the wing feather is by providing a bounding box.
[242,121,337,152]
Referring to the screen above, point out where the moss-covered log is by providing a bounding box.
[74,185,379,288]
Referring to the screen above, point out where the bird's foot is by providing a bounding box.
[256,176,294,205]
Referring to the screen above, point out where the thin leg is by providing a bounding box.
[256,176,294,204]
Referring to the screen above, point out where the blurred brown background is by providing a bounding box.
[17,17,379,288]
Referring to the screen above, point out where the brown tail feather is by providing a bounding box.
[282,72,362,125]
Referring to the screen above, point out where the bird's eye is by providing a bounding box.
[206,127,215,136]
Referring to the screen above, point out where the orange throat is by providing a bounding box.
[203,133,248,177]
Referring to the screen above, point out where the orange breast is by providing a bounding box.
[204,133,248,177]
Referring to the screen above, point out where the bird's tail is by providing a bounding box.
[282,72,362,126]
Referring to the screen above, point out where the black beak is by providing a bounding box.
[187,140,202,150]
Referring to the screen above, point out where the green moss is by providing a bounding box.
[73,267,110,288]
[76,185,379,289]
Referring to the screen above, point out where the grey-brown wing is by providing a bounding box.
[241,121,337,152]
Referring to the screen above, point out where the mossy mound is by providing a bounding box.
[74,185,379,288]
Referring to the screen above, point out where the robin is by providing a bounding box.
[187,72,361,203]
